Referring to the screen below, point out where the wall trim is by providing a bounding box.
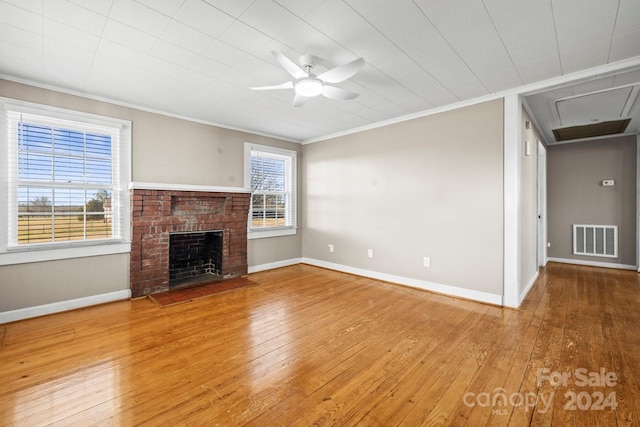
[0,289,131,324]
[248,257,302,273]
[301,258,503,306]
[129,182,251,193]
[637,134,640,273]
[548,257,637,271]
[0,242,131,266]
[519,271,539,306]
[503,94,522,308]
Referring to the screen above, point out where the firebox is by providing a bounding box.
[169,230,223,288]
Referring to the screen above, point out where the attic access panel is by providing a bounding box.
[556,86,635,126]
[552,119,631,142]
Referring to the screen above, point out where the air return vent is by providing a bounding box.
[573,224,617,258]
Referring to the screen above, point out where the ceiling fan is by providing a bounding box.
[250,51,365,107]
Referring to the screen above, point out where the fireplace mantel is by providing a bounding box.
[129,182,251,194]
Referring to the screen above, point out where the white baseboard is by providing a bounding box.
[547,257,637,271]
[0,289,131,324]
[248,258,302,274]
[519,271,539,306]
[301,257,503,306]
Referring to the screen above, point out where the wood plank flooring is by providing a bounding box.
[0,262,639,426]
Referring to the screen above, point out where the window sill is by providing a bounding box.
[248,228,297,240]
[0,241,131,266]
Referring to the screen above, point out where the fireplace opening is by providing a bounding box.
[169,230,223,288]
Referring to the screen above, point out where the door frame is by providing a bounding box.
[537,140,547,267]
[637,134,640,271]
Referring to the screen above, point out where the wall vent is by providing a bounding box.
[573,224,618,258]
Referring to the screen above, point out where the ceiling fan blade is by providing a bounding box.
[322,85,359,101]
[249,81,294,91]
[317,58,365,84]
[272,50,307,79]
[293,93,307,107]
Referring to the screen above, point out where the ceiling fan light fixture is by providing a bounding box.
[295,78,323,97]
[250,51,364,106]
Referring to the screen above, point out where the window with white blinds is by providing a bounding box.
[1,100,131,261]
[244,143,297,238]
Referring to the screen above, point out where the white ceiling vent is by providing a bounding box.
[555,85,638,127]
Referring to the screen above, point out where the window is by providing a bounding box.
[1,99,131,264]
[244,143,296,239]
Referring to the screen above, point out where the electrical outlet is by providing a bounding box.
[328,244,334,253]
[367,249,373,258]
[423,257,430,267]
[547,242,551,247]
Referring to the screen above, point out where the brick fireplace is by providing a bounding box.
[130,187,250,297]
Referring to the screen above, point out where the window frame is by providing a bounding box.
[0,98,131,266]
[244,142,297,239]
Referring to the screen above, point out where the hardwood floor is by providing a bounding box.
[1,262,639,426]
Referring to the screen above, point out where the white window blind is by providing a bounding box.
[5,108,126,247]
[245,143,296,235]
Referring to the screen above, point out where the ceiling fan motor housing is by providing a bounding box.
[299,54,318,69]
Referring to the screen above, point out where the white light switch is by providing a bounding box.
[602,180,615,186]
[367,249,373,258]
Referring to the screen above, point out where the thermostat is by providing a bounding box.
[602,180,615,186]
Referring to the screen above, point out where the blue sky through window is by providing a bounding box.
[17,122,112,208]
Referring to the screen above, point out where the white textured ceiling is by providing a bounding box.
[1,0,640,142]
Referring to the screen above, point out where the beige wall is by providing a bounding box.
[301,99,504,296]
[520,110,541,294]
[129,109,298,184]
[0,79,301,313]
[547,136,637,266]
[0,254,128,312]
